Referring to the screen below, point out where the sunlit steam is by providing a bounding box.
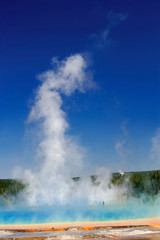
[12,53,128,207]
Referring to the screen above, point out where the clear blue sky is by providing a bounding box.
[0,0,160,178]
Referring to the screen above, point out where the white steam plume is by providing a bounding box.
[150,128,160,168]
[13,54,94,205]
[13,53,127,206]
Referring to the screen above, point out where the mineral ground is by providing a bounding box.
[1,218,160,239]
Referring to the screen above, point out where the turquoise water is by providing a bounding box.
[0,200,159,225]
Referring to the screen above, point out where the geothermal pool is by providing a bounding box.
[0,200,160,225]
[1,201,160,239]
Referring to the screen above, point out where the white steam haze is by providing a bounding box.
[150,128,160,167]
[13,53,127,206]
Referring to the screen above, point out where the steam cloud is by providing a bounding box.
[92,12,128,48]
[150,128,160,168]
[13,53,126,207]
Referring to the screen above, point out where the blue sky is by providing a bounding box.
[0,0,160,178]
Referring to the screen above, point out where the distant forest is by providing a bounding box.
[73,170,160,200]
[0,170,160,205]
[111,170,160,198]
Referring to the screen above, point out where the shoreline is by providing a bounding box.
[0,218,160,231]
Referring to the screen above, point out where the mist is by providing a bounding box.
[7,53,160,225]
[10,53,127,208]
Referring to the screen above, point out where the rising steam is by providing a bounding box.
[13,53,126,207]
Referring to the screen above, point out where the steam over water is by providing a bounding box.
[0,54,159,225]
[13,53,127,207]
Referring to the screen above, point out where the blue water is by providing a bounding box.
[0,200,160,225]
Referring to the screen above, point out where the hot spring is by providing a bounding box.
[0,197,160,225]
[1,54,159,226]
